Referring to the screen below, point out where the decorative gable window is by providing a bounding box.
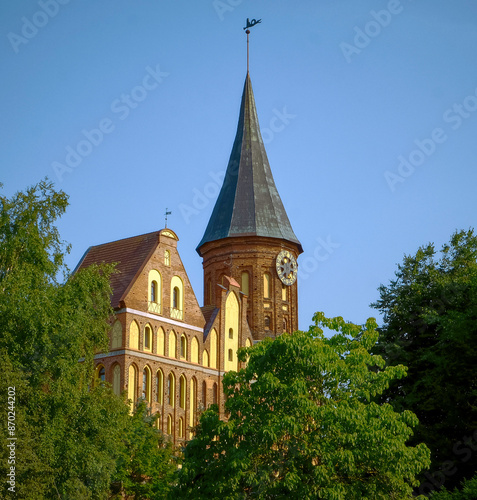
[165,250,170,266]
[148,270,162,314]
[170,276,183,320]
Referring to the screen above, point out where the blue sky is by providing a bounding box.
[1,0,476,330]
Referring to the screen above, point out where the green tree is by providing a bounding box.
[113,399,177,499]
[372,229,477,494]
[0,181,130,498]
[430,475,477,500]
[175,313,430,499]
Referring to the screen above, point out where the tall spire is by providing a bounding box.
[197,74,302,254]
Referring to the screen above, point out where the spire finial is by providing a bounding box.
[243,18,261,74]
[164,208,172,228]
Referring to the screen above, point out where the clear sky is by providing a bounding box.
[1,0,476,331]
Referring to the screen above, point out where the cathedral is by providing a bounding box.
[75,68,303,444]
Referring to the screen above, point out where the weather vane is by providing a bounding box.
[243,18,262,74]
[164,208,172,228]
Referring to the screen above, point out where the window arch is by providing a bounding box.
[283,318,288,333]
[228,349,233,362]
[173,287,179,306]
[148,270,162,314]
[179,375,186,410]
[189,377,197,437]
[264,272,271,299]
[156,369,164,404]
[168,330,177,358]
[229,328,233,339]
[128,364,138,409]
[157,327,165,356]
[170,276,184,320]
[142,366,151,402]
[113,364,121,395]
[129,320,139,350]
[180,334,187,360]
[265,316,271,330]
[111,320,122,349]
[191,337,199,363]
[168,372,175,407]
[95,364,105,386]
[144,324,152,351]
[202,349,209,367]
[209,328,218,369]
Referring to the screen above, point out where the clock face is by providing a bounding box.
[276,250,297,286]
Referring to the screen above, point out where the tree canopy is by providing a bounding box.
[175,313,430,499]
[0,180,175,499]
[372,229,477,494]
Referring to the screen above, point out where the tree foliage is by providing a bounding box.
[372,229,477,493]
[113,399,177,499]
[175,313,430,499]
[0,181,175,499]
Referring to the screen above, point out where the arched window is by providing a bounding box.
[148,270,162,314]
[179,375,186,410]
[178,417,184,438]
[111,320,122,349]
[95,364,105,385]
[265,316,271,330]
[113,364,121,396]
[228,328,233,339]
[164,250,170,266]
[144,325,152,351]
[202,380,207,408]
[157,327,165,356]
[241,271,249,296]
[170,276,184,320]
[128,364,137,409]
[202,349,209,367]
[210,329,217,369]
[129,320,139,350]
[156,369,164,404]
[283,318,288,333]
[168,330,177,358]
[282,284,287,301]
[264,272,271,299]
[168,373,175,407]
[228,349,233,362]
[180,334,187,359]
[189,377,197,436]
[142,366,151,402]
[191,337,199,363]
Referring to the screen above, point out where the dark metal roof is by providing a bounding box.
[197,73,302,254]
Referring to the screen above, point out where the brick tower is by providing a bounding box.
[197,73,303,340]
